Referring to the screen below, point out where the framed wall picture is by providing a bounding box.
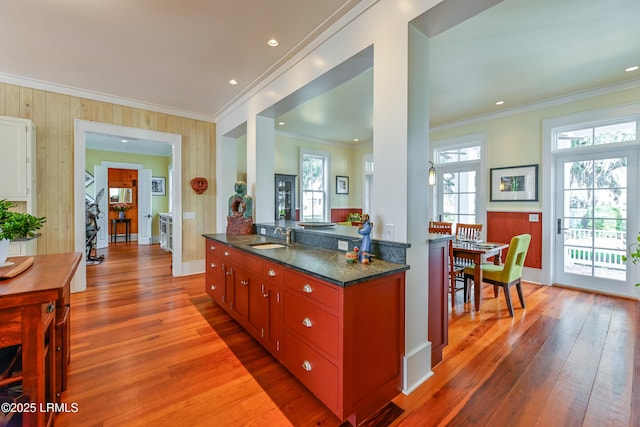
[490,164,538,202]
[336,175,349,194]
[85,171,94,187]
[151,176,166,196]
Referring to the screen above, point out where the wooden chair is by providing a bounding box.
[429,222,465,305]
[463,234,531,316]
[452,223,484,300]
[455,223,483,241]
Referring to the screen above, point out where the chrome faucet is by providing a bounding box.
[274,227,292,245]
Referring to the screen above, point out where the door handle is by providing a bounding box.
[557,218,568,234]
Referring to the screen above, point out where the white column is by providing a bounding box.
[254,116,275,223]
[404,24,432,393]
[216,134,238,232]
[371,12,432,393]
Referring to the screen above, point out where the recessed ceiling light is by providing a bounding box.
[495,101,505,105]
[625,66,639,72]
[267,39,279,47]
[121,139,128,143]
[229,79,238,85]
[278,122,285,126]
[353,138,359,142]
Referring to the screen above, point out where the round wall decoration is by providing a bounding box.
[190,177,208,194]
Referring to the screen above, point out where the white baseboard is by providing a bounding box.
[523,267,545,285]
[402,340,433,395]
[180,259,205,276]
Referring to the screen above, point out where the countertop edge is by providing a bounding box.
[203,233,409,287]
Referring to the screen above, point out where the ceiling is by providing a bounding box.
[1,0,640,151]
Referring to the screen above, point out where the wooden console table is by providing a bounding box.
[0,252,81,427]
[111,218,131,243]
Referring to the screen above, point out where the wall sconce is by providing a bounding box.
[428,161,436,186]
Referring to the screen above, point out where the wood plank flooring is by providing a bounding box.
[55,243,639,427]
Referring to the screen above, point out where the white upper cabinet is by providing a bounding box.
[0,115,35,200]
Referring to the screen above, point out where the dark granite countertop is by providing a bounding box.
[255,220,410,249]
[428,233,454,243]
[203,233,409,287]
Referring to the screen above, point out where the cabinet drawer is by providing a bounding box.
[206,241,228,257]
[283,330,338,412]
[284,291,339,359]
[206,255,223,281]
[285,270,340,310]
[264,260,283,283]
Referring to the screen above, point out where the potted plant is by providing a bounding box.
[346,212,362,225]
[111,203,130,219]
[622,231,640,287]
[0,199,46,265]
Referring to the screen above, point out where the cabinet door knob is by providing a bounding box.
[210,285,216,290]
[302,284,313,293]
[267,269,276,277]
[302,317,313,328]
[210,245,215,250]
[210,262,216,268]
[241,280,249,286]
[302,360,312,371]
[263,292,269,298]
[224,251,230,256]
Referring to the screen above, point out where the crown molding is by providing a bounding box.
[276,129,371,150]
[430,77,640,133]
[0,72,214,123]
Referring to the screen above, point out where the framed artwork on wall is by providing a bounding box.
[85,171,94,187]
[151,176,166,196]
[336,175,349,194]
[490,164,538,202]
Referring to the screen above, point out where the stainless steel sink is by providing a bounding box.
[249,242,286,249]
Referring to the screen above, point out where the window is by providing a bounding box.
[432,134,485,228]
[363,155,373,215]
[556,120,636,150]
[300,149,329,222]
[441,169,477,224]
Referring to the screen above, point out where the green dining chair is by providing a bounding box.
[463,234,532,317]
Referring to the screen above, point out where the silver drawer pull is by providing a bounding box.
[210,262,217,268]
[302,284,313,293]
[302,360,312,371]
[267,269,276,277]
[224,251,230,256]
[302,317,313,328]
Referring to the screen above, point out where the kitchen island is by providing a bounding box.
[203,233,408,425]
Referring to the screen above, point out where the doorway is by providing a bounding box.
[554,148,637,296]
[74,120,183,293]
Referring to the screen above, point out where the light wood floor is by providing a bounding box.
[56,243,639,427]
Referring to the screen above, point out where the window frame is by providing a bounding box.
[431,133,486,231]
[299,148,330,222]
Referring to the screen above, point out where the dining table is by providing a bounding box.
[452,240,509,311]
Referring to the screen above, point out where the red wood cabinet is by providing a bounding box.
[203,237,405,425]
[205,241,282,358]
[428,237,449,367]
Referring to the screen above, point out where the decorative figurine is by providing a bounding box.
[357,214,373,263]
[345,247,359,263]
[190,177,208,194]
[226,181,253,235]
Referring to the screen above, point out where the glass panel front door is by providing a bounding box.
[555,149,637,296]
